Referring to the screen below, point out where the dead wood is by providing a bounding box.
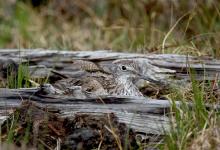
[0,49,219,82]
[0,88,170,135]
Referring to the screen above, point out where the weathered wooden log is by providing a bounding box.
[0,88,171,135]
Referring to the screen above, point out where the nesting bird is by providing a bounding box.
[40,59,154,98]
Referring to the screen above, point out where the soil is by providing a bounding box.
[1,101,139,150]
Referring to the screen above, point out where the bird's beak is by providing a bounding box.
[139,74,161,85]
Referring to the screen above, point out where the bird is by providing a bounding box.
[38,58,156,98]
[50,59,154,97]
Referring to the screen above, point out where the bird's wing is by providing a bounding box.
[53,78,83,91]
[72,60,102,72]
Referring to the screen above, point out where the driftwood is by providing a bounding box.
[1,49,220,82]
[0,88,171,135]
[0,49,220,137]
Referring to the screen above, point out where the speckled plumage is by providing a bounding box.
[53,77,108,97]
[52,59,148,97]
[72,60,102,72]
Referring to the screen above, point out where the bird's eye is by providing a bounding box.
[121,65,127,70]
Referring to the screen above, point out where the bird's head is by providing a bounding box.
[111,59,143,79]
[111,59,158,83]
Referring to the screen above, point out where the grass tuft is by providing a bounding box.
[7,63,31,89]
[162,66,212,149]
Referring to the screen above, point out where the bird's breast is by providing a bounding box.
[109,82,143,97]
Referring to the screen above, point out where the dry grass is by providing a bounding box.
[0,0,220,56]
[189,119,220,150]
